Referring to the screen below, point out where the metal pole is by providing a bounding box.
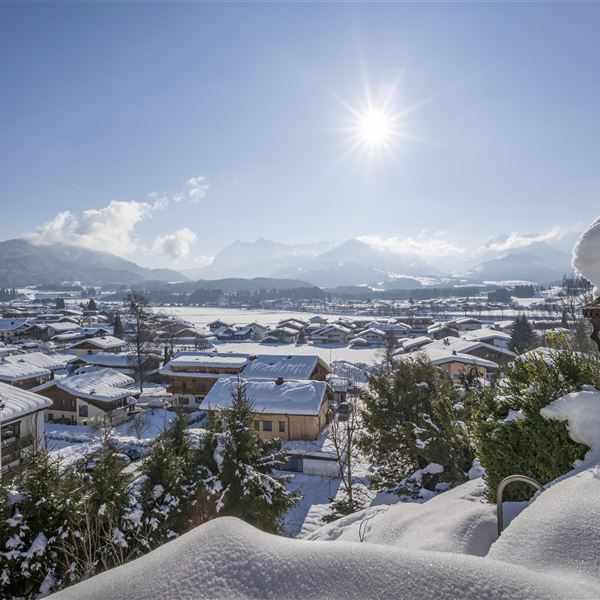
[496,474,543,536]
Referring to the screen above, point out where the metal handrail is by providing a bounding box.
[496,474,544,536]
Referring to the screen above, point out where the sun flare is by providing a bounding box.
[356,108,394,147]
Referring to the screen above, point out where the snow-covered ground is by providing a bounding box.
[46,408,177,466]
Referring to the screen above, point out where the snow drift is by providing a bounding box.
[572,215,600,294]
[307,478,497,557]
[51,467,600,600]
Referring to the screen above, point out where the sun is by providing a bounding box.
[356,108,394,147]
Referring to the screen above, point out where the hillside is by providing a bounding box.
[0,239,185,286]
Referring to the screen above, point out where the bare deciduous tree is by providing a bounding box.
[127,292,156,392]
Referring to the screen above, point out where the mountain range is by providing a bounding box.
[0,233,577,290]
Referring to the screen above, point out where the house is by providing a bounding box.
[461,328,512,349]
[46,322,81,338]
[159,353,249,405]
[426,338,516,367]
[402,336,434,353]
[428,324,460,341]
[278,318,308,330]
[67,335,127,356]
[445,317,485,332]
[207,319,232,332]
[0,362,52,389]
[308,315,328,325]
[34,368,137,426]
[4,351,77,375]
[419,347,499,380]
[0,382,52,475]
[263,327,299,344]
[199,377,331,441]
[353,328,387,345]
[78,352,161,377]
[311,324,351,345]
[242,354,331,381]
[0,318,30,342]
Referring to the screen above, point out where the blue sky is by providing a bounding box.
[1,2,599,268]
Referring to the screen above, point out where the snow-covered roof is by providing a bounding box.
[242,354,326,380]
[41,368,135,402]
[47,321,81,333]
[0,361,51,382]
[461,328,512,343]
[81,353,144,368]
[420,348,499,370]
[167,355,248,369]
[402,336,434,351]
[68,335,126,350]
[0,381,52,423]
[199,377,328,416]
[427,338,515,357]
[5,351,77,371]
[0,317,29,331]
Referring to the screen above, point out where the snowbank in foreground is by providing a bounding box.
[572,215,600,294]
[51,518,592,600]
[307,478,497,557]
[488,465,600,586]
[51,467,600,600]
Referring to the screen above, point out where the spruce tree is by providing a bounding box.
[510,314,537,354]
[138,412,214,548]
[214,380,298,532]
[359,355,471,497]
[86,298,98,311]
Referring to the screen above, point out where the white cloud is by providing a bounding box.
[358,234,465,256]
[153,228,198,260]
[25,175,209,260]
[486,227,563,252]
[26,200,153,255]
[186,176,210,201]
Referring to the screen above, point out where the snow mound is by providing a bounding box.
[51,512,597,600]
[307,478,497,557]
[541,385,600,467]
[488,466,600,586]
[572,216,600,294]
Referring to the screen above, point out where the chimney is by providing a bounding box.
[275,377,284,385]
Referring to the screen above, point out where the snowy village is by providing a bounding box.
[2,2,600,599]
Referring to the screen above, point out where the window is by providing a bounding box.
[195,396,204,404]
[254,420,260,430]
[48,413,54,422]
[263,420,272,432]
[279,421,286,433]
[79,405,88,417]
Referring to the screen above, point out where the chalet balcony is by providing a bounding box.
[1,434,34,468]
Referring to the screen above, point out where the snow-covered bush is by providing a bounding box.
[472,349,598,501]
[360,355,472,498]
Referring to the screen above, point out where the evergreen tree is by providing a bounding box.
[113,312,124,339]
[55,297,66,310]
[0,445,76,598]
[214,380,298,532]
[472,349,597,501]
[510,314,537,354]
[359,355,471,497]
[138,412,214,548]
[86,298,98,311]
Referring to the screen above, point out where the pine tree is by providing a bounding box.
[214,380,298,532]
[359,355,471,497]
[55,297,66,310]
[86,298,98,311]
[510,314,537,354]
